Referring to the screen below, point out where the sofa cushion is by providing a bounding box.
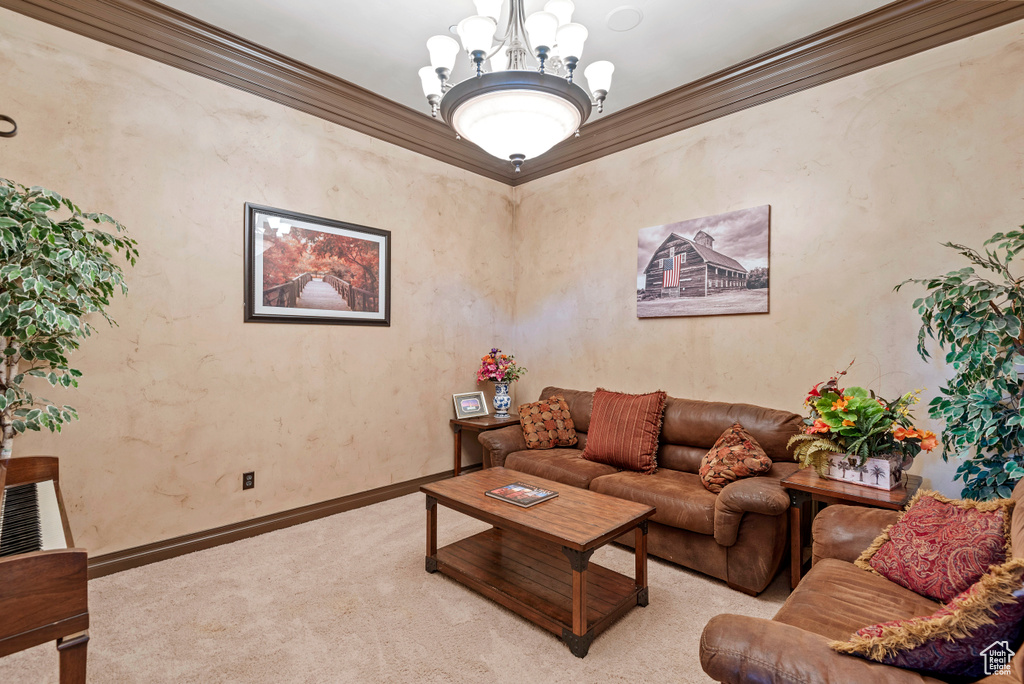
[661,396,802,462]
[518,395,577,450]
[539,386,594,432]
[590,469,716,535]
[581,388,666,473]
[658,443,705,473]
[856,490,1014,602]
[774,559,942,642]
[504,449,617,490]
[831,558,1024,679]
[699,423,772,493]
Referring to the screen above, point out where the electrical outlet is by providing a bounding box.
[242,471,255,490]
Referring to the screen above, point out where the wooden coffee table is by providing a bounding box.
[421,467,655,658]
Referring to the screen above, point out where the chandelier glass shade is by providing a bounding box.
[418,0,613,173]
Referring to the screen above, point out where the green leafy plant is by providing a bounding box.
[0,179,138,457]
[787,365,935,476]
[898,228,1024,500]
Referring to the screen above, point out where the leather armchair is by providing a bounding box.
[700,478,1024,683]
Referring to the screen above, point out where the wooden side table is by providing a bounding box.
[449,415,521,476]
[781,469,923,588]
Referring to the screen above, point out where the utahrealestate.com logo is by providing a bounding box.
[981,640,1014,676]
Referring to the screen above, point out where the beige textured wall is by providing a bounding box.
[512,21,1024,497]
[0,11,514,555]
[3,9,1022,557]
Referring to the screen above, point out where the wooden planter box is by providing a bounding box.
[822,453,901,491]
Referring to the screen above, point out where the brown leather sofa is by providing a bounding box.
[477,386,803,596]
[699,478,1024,683]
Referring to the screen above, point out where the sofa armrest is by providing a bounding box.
[476,425,527,468]
[811,505,901,565]
[714,476,790,547]
[700,614,947,684]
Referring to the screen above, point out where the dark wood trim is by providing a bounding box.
[1,0,1022,186]
[86,464,480,579]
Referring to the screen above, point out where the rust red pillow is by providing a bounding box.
[832,558,1024,679]
[856,491,1014,602]
[698,423,772,493]
[518,395,577,450]
[580,388,666,473]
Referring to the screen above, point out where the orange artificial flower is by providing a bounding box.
[832,396,850,411]
[842,419,855,427]
[808,419,831,434]
[919,430,938,451]
[893,426,919,442]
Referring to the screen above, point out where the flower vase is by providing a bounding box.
[492,381,511,419]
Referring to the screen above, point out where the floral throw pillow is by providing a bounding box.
[698,423,772,494]
[518,395,577,450]
[856,491,1014,602]
[831,558,1024,679]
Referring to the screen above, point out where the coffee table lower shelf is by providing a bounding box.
[429,527,644,656]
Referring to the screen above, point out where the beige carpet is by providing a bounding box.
[0,492,789,683]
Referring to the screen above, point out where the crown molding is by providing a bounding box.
[1,0,1022,187]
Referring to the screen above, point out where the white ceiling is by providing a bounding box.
[160,0,892,117]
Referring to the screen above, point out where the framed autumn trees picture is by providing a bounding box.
[244,204,390,326]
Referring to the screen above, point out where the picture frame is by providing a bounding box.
[452,391,489,420]
[244,203,391,326]
[637,205,770,318]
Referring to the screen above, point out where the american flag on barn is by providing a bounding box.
[662,254,682,288]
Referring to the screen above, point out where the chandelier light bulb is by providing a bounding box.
[472,0,504,22]
[457,15,497,54]
[555,22,587,60]
[524,11,559,50]
[426,35,460,72]
[418,66,443,98]
[544,0,574,26]
[584,60,614,95]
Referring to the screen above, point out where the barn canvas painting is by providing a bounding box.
[637,205,769,318]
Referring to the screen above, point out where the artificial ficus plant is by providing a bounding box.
[897,228,1024,500]
[0,179,138,457]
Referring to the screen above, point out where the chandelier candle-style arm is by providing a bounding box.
[584,61,614,113]
[426,35,459,88]
[556,23,587,82]
[524,11,558,73]
[420,0,613,172]
[458,15,497,76]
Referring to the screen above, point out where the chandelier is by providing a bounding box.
[418,0,614,173]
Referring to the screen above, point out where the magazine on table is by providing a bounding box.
[485,482,558,508]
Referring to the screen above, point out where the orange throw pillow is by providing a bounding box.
[699,423,772,493]
[518,395,578,450]
[580,388,666,473]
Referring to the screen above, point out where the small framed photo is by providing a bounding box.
[453,391,488,420]
[244,203,390,326]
